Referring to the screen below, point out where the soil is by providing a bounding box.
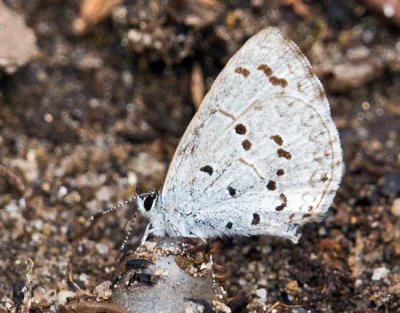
[0,0,399,312]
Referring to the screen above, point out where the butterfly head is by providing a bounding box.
[137,191,159,217]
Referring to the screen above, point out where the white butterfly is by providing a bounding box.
[136,27,343,243]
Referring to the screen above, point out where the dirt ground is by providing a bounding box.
[0,0,399,312]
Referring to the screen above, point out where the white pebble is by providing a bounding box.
[58,186,68,197]
[5,202,19,213]
[256,288,267,302]
[94,281,113,300]
[96,243,109,255]
[96,186,111,202]
[79,273,89,285]
[383,3,395,17]
[391,198,400,217]
[57,290,75,305]
[372,267,390,281]
[127,171,138,185]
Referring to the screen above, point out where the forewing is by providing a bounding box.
[161,28,343,242]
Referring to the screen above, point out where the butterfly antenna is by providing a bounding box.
[89,195,138,222]
[119,213,137,252]
[117,212,137,263]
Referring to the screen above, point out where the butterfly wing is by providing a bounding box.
[159,27,343,242]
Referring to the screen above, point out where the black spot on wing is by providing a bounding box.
[200,165,213,175]
[251,213,260,225]
[225,222,233,229]
[227,186,236,197]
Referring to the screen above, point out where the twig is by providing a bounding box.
[0,164,26,195]
[267,301,301,312]
[21,259,34,313]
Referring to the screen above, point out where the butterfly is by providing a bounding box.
[123,27,343,244]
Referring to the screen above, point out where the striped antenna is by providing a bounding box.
[89,196,138,222]
[119,212,139,253]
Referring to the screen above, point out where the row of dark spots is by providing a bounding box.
[267,176,286,209]
[267,171,285,191]
[234,123,252,151]
[257,63,288,88]
[270,135,291,160]
[225,213,260,230]
[234,64,287,87]
[267,135,286,191]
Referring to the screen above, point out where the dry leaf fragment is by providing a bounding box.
[60,302,129,313]
[191,62,205,110]
[73,0,122,34]
[314,55,384,92]
[0,0,38,73]
[281,0,311,18]
[167,0,224,28]
[362,0,400,26]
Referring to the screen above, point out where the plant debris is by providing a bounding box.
[0,0,38,73]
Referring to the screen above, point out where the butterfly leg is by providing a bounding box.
[140,222,153,244]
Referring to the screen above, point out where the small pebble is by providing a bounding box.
[96,243,110,255]
[57,290,75,305]
[58,186,68,197]
[389,283,400,295]
[391,198,400,217]
[372,267,390,281]
[212,300,231,313]
[286,280,300,292]
[293,308,311,313]
[96,186,111,202]
[5,202,19,213]
[79,273,89,286]
[255,288,267,302]
[94,281,112,300]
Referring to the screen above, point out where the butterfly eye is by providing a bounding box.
[143,193,157,211]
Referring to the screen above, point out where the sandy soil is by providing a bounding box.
[0,0,399,312]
